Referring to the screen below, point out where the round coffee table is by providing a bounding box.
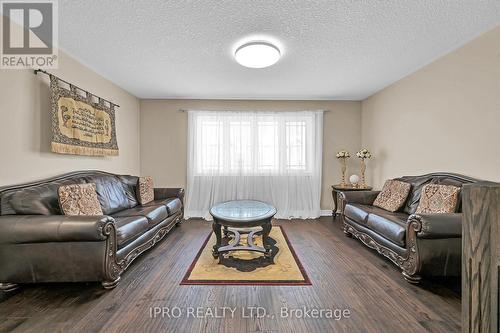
[210,200,277,260]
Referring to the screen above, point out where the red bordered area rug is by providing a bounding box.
[180,226,311,286]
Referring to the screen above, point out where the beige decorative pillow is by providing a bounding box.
[58,183,103,216]
[137,176,154,205]
[373,179,411,212]
[415,184,460,214]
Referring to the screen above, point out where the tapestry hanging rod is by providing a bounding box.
[33,69,120,107]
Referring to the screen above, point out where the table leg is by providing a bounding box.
[262,221,272,257]
[212,222,222,259]
[332,189,338,216]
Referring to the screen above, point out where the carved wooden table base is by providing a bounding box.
[212,222,273,262]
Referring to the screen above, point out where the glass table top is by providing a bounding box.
[210,200,277,222]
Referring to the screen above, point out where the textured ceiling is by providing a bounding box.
[59,1,500,100]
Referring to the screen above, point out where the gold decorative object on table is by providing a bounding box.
[356,148,372,187]
[335,150,350,186]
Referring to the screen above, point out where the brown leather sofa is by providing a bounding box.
[0,171,184,291]
[341,172,478,283]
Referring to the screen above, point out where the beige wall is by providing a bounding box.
[362,27,500,188]
[0,51,141,186]
[4,25,497,208]
[140,100,362,211]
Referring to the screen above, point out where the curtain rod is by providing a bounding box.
[33,69,120,107]
[178,109,329,112]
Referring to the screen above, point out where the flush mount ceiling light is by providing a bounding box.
[234,41,281,68]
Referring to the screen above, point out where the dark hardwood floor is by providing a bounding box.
[0,217,461,333]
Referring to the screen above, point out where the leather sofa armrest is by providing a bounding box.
[408,213,462,239]
[154,188,185,203]
[338,190,380,205]
[0,215,114,244]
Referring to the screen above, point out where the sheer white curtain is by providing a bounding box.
[185,110,323,219]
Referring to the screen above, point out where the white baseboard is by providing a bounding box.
[320,210,333,217]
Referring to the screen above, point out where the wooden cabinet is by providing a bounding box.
[462,182,500,333]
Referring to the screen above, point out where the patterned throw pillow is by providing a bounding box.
[373,179,411,212]
[58,183,103,216]
[415,184,460,214]
[137,176,154,205]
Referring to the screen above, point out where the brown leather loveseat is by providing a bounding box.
[0,171,183,290]
[341,172,478,283]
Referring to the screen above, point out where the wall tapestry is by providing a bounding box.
[50,75,119,156]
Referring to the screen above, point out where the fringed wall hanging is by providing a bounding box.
[35,69,120,156]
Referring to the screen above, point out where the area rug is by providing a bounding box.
[181,226,311,286]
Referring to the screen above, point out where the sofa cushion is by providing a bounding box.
[142,198,182,216]
[344,204,370,224]
[415,184,460,214]
[117,175,139,208]
[366,211,409,247]
[114,216,149,248]
[58,183,103,216]
[1,178,85,215]
[396,175,469,214]
[373,180,411,212]
[112,205,168,228]
[137,177,154,205]
[0,172,138,216]
[80,175,131,215]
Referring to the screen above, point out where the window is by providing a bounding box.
[186,110,323,219]
[286,121,307,171]
[229,121,252,171]
[193,112,314,175]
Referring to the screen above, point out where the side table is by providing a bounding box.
[331,184,373,216]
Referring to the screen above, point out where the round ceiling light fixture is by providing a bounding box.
[234,41,281,68]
